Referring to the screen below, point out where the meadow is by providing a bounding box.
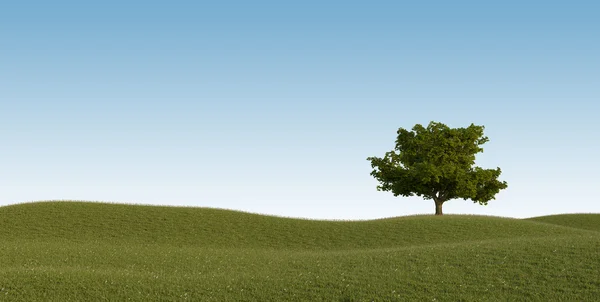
[0,201,598,301]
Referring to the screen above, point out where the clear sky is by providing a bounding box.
[1,1,599,219]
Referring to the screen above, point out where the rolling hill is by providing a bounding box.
[0,201,598,301]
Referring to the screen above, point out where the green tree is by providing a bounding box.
[367,121,507,215]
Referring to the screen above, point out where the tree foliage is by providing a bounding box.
[367,121,507,215]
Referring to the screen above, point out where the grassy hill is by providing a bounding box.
[1,201,599,301]
[526,213,600,232]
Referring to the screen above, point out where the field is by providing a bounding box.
[1,201,599,301]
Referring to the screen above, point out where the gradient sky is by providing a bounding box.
[2,1,599,219]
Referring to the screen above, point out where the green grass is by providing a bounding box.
[1,201,599,301]
[526,213,600,232]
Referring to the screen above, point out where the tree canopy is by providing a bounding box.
[367,121,508,215]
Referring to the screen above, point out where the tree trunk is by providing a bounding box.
[434,200,444,215]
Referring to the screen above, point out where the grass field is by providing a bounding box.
[1,201,599,301]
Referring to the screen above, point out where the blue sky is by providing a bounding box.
[1,1,599,219]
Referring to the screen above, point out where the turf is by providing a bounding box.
[526,213,600,232]
[1,201,599,301]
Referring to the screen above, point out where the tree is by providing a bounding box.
[367,121,507,215]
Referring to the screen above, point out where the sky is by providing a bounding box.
[1,1,599,219]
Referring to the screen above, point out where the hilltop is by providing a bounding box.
[0,201,593,249]
[0,201,598,301]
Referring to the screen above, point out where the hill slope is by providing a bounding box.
[0,201,599,301]
[0,201,593,249]
[526,213,600,232]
